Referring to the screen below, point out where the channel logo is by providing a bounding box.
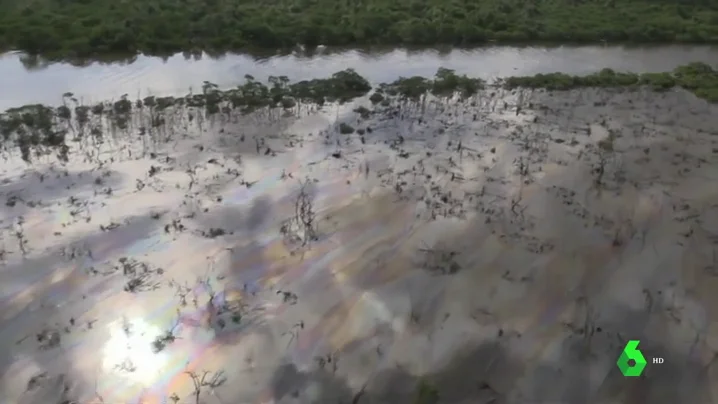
[616,340,648,376]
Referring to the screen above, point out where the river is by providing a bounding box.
[2,45,718,110]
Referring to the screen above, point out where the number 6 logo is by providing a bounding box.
[617,340,647,376]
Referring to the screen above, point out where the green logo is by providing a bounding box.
[617,340,647,376]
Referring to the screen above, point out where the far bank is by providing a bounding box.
[1,0,718,59]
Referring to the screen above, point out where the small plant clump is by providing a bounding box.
[338,122,355,134]
[415,379,439,404]
[0,104,67,162]
[381,68,485,101]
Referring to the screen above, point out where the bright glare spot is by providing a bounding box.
[102,317,169,385]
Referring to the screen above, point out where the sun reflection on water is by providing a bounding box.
[102,317,170,385]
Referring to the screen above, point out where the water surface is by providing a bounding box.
[2,45,718,110]
[2,45,718,404]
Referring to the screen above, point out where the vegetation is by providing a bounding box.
[503,62,718,102]
[415,380,440,404]
[0,68,373,162]
[1,64,717,163]
[1,0,718,59]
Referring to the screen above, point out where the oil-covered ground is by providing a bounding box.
[1,79,718,403]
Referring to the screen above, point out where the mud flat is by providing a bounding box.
[1,70,718,404]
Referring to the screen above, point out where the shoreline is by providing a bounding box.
[10,40,718,67]
[2,63,716,163]
[2,62,716,115]
[6,43,718,70]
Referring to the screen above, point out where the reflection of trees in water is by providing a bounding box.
[18,53,141,71]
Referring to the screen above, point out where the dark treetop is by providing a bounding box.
[1,0,717,59]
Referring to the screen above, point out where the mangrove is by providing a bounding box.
[1,0,718,59]
[1,63,717,163]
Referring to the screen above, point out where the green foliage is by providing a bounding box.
[382,68,485,101]
[0,104,66,162]
[415,379,439,404]
[369,91,385,104]
[1,0,718,58]
[338,122,355,134]
[503,62,718,102]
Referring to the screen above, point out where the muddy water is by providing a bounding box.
[3,45,718,110]
[2,84,718,403]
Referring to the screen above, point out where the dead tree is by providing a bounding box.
[280,178,319,249]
